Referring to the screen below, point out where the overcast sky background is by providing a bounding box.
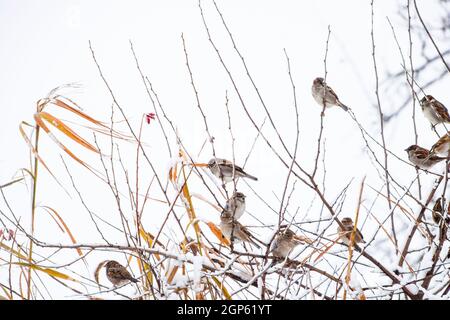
[0,0,448,299]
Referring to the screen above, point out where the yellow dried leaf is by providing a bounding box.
[139,227,161,260]
[211,276,232,300]
[14,263,78,282]
[0,242,28,260]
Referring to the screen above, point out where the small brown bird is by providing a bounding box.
[269,227,304,259]
[105,260,138,286]
[337,217,365,245]
[311,77,349,111]
[430,132,450,157]
[405,145,446,170]
[420,95,450,127]
[219,211,261,249]
[208,158,258,183]
[432,197,450,227]
[223,192,246,220]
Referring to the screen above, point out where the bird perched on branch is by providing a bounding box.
[405,145,446,170]
[430,132,450,157]
[311,77,349,112]
[337,217,365,245]
[223,192,246,220]
[105,260,138,286]
[207,158,258,183]
[420,95,450,127]
[432,197,450,227]
[219,211,261,249]
[270,227,307,259]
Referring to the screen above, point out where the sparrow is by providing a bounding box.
[430,132,450,157]
[420,95,450,127]
[337,217,365,245]
[207,158,258,183]
[269,227,304,259]
[311,77,349,111]
[105,260,139,286]
[405,145,446,170]
[223,192,246,220]
[432,197,450,227]
[219,211,261,249]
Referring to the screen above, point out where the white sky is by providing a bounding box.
[1,0,448,299]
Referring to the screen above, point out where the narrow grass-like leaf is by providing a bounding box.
[94,260,108,285]
[40,206,83,257]
[38,112,99,153]
[14,263,78,282]
[19,121,61,184]
[167,265,179,284]
[0,178,24,189]
[206,222,230,246]
[211,276,232,300]
[139,227,161,261]
[0,242,29,261]
[33,113,99,174]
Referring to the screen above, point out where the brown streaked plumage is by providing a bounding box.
[219,211,261,249]
[311,77,349,111]
[420,95,450,126]
[105,260,138,286]
[432,197,450,227]
[405,145,446,170]
[430,132,450,157]
[222,192,246,220]
[337,217,365,245]
[207,158,258,184]
[269,227,304,259]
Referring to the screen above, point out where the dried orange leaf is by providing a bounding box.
[167,266,179,284]
[38,112,99,153]
[40,206,83,257]
[94,260,108,285]
[196,292,204,300]
[32,114,100,175]
[53,98,108,128]
[207,222,230,246]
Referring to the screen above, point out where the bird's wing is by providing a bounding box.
[356,228,365,242]
[414,148,431,160]
[432,100,450,121]
[326,84,340,100]
[219,163,249,179]
[112,266,134,281]
[234,165,250,177]
[433,199,443,213]
[431,134,450,153]
[219,159,233,166]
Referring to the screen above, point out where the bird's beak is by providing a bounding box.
[192,163,208,167]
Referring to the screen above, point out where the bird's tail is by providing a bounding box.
[130,277,139,283]
[244,173,258,181]
[248,233,266,249]
[338,101,349,111]
[250,239,261,249]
